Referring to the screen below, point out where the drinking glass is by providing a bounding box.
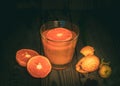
[40,20,79,69]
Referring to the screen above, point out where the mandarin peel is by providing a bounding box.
[76,55,100,74]
[80,45,95,56]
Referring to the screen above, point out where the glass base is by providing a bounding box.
[52,62,71,70]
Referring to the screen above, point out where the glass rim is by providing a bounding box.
[40,20,79,42]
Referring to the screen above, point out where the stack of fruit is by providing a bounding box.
[76,46,112,78]
[16,45,112,79]
[16,49,52,78]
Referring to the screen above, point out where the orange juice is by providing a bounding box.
[41,28,78,67]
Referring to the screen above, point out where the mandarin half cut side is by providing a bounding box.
[16,49,39,67]
[27,55,52,78]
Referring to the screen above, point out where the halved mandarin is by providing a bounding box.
[80,45,95,56]
[46,28,72,41]
[16,49,39,67]
[27,55,52,78]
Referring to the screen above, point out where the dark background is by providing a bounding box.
[1,0,120,39]
[1,0,120,86]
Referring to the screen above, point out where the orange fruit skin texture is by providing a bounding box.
[76,55,100,73]
[80,45,95,56]
[99,65,112,78]
[16,49,39,67]
[27,55,52,78]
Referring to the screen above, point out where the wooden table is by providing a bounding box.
[1,10,120,86]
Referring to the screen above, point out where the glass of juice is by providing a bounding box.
[40,20,79,69]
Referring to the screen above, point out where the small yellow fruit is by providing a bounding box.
[98,65,112,78]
